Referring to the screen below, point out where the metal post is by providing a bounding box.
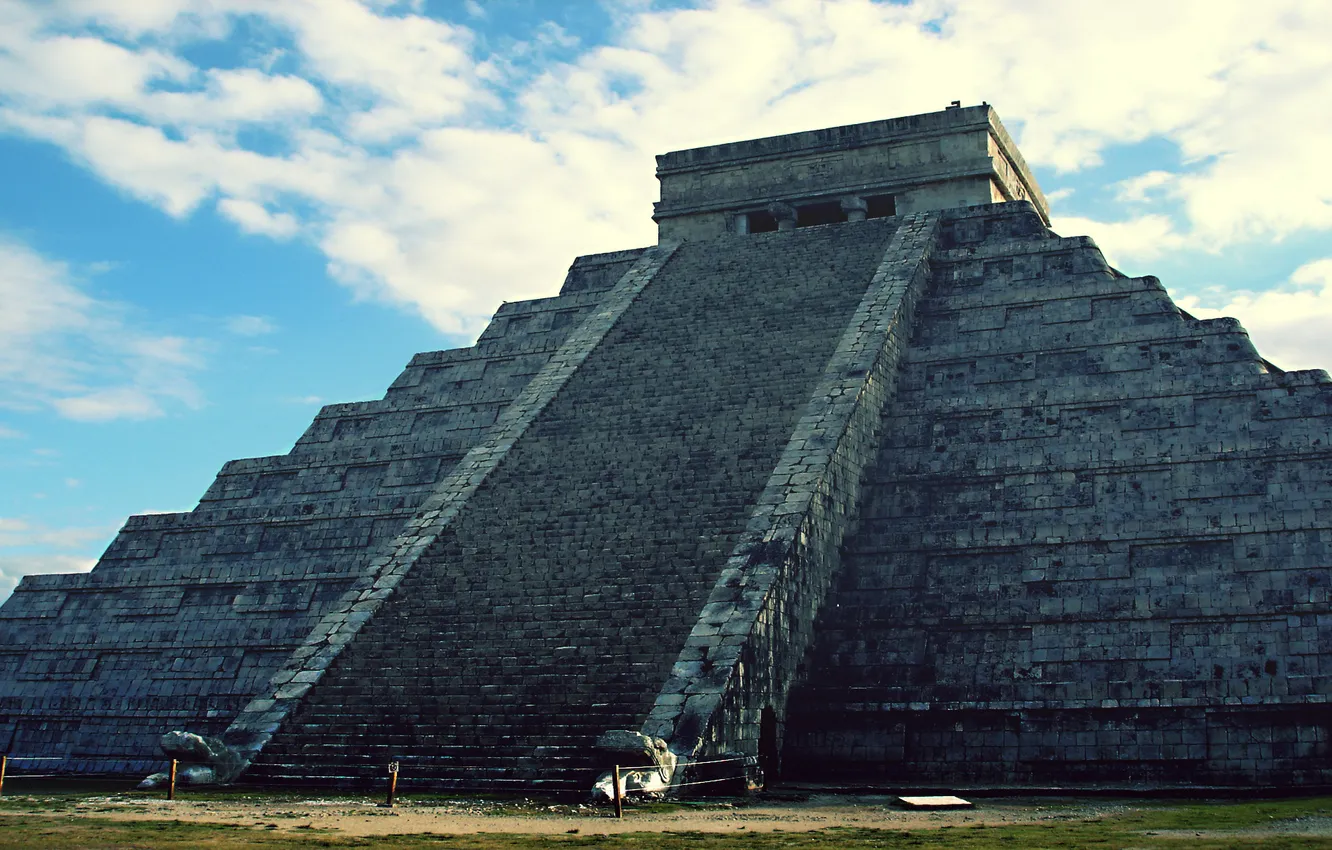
[0,755,7,797]
[613,764,623,819]
[167,758,178,800]
[386,761,400,808]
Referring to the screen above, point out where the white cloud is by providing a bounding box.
[224,314,278,336]
[8,114,309,217]
[51,387,165,422]
[0,517,113,549]
[0,31,192,108]
[218,198,300,238]
[258,0,490,141]
[43,0,202,37]
[0,236,205,420]
[1115,171,1177,204]
[1051,213,1186,265]
[0,0,1329,358]
[535,21,578,49]
[0,425,23,438]
[0,517,116,601]
[138,68,323,128]
[0,553,99,603]
[1178,258,1332,373]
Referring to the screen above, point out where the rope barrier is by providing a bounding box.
[1,772,147,776]
[615,754,755,772]
[0,754,176,797]
[694,755,755,765]
[671,775,753,788]
[0,751,763,800]
[3,757,158,763]
[5,757,66,762]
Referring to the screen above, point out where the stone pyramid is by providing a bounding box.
[3,105,1330,791]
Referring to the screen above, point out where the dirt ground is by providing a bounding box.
[6,787,1332,847]
[0,792,1105,836]
[0,792,1320,839]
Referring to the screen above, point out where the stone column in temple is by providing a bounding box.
[768,201,797,231]
[841,196,869,222]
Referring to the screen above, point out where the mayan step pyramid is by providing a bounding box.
[3,105,1331,790]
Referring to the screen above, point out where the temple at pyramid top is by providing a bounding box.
[653,103,1048,240]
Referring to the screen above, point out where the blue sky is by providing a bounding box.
[2,0,1331,601]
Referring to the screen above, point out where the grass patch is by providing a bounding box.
[1128,796,1332,831]
[4,792,1332,848]
[5,817,1332,848]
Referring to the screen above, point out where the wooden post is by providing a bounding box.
[613,765,623,820]
[0,755,7,797]
[167,758,178,800]
[385,761,400,808]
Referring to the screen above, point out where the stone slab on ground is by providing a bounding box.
[896,796,974,810]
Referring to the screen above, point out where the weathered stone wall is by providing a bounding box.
[783,202,1332,786]
[0,251,633,771]
[655,106,1048,241]
[225,241,683,770]
[987,133,1041,208]
[897,175,997,218]
[554,249,646,296]
[640,213,941,773]
[245,220,898,789]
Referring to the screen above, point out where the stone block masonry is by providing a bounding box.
[0,247,646,772]
[4,105,1332,791]
[783,201,1332,787]
[655,105,1047,241]
[225,241,682,767]
[246,219,899,789]
[642,212,942,772]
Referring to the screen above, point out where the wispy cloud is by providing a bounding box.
[0,552,99,602]
[0,236,206,421]
[224,314,278,336]
[0,515,113,600]
[1115,171,1178,204]
[218,198,300,239]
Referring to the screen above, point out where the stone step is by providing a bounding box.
[251,220,900,786]
[784,206,1332,785]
